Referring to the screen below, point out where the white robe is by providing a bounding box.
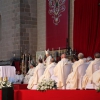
[14,74,24,84]
[52,58,69,88]
[27,63,45,89]
[82,58,100,88]
[66,59,86,89]
[90,70,100,89]
[39,62,56,82]
[24,67,35,84]
[45,56,52,67]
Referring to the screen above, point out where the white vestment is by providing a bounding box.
[45,56,52,66]
[39,62,56,82]
[82,58,100,88]
[66,59,86,89]
[27,63,45,89]
[23,67,35,84]
[14,74,24,84]
[90,70,100,89]
[51,58,70,88]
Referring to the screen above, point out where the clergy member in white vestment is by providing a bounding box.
[44,49,52,67]
[86,56,92,64]
[23,63,35,84]
[8,71,24,84]
[27,59,45,89]
[82,53,100,89]
[90,70,100,89]
[14,71,24,84]
[66,53,86,89]
[71,55,78,64]
[51,54,71,89]
[39,58,56,82]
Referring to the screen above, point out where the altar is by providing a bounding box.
[0,66,16,79]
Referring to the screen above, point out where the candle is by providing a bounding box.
[23,54,24,61]
[25,54,27,73]
[59,47,60,53]
[14,54,15,57]
[52,48,54,55]
[29,54,31,65]
[21,47,22,52]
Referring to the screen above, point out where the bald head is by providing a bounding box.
[61,54,66,59]
[78,53,84,59]
[94,52,100,58]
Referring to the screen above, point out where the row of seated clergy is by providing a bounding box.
[27,58,56,89]
[27,54,73,90]
[23,63,35,84]
[66,52,100,89]
[27,53,100,90]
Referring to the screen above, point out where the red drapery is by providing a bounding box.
[73,0,100,57]
[46,0,69,50]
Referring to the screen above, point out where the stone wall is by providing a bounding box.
[20,0,37,60]
[0,0,37,61]
[37,0,46,51]
[0,0,20,60]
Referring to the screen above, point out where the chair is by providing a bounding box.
[77,63,89,89]
[49,65,55,76]
[32,67,45,89]
[92,62,100,73]
[51,64,72,89]
[63,64,72,89]
[85,62,100,89]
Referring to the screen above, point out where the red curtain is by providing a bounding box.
[46,0,69,50]
[73,0,100,57]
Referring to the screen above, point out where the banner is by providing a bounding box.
[46,0,69,50]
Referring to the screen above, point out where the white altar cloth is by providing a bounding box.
[0,66,16,77]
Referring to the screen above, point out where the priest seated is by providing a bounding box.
[14,71,24,84]
[51,54,72,89]
[23,62,35,84]
[27,59,45,89]
[66,53,86,89]
[39,58,56,82]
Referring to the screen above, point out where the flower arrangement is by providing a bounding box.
[37,79,57,91]
[0,79,13,89]
[96,84,100,92]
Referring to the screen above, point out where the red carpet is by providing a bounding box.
[0,90,100,100]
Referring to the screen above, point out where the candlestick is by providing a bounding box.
[59,47,60,53]
[29,54,31,66]
[52,48,54,55]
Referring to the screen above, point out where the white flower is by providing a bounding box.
[37,79,57,91]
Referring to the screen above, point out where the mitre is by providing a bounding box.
[45,49,49,55]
